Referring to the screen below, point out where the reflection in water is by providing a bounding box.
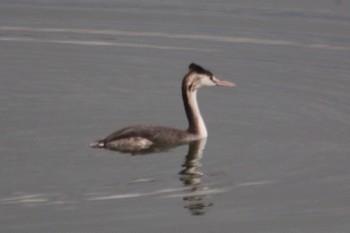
[95,138,215,216]
[179,138,214,216]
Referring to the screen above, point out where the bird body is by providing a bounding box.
[90,63,235,152]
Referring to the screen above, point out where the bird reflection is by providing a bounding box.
[95,137,214,216]
[179,138,213,216]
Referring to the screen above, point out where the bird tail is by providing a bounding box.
[89,139,105,148]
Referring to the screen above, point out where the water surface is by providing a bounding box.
[1,1,350,232]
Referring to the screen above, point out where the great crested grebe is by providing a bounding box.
[90,63,236,152]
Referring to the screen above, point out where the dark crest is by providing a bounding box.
[188,63,213,77]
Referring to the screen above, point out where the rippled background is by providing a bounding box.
[1,1,350,232]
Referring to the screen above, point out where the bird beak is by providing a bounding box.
[213,77,236,87]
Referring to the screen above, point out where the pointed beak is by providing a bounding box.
[213,78,236,87]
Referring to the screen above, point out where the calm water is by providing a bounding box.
[1,1,350,232]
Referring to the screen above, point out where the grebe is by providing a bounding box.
[90,63,235,152]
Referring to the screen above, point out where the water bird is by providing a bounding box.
[90,63,236,152]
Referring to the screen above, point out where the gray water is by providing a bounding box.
[1,1,350,232]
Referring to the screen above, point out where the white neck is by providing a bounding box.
[183,89,208,138]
